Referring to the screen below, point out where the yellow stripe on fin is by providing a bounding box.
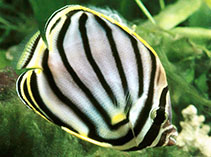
[17,31,40,70]
[18,70,50,122]
[61,126,112,148]
[17,31,47,71]
[26,70,51,122]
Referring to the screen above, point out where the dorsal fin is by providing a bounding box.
[17,31,41,70]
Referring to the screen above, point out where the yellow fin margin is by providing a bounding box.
[45,5,158,57]
[19,70,51,123]
[61,126,112,148]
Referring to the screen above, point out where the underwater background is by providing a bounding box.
[0,0,210,156]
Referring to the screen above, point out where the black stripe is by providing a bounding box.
[53,11,137,145]
[45,6,68,31]
[22,75,51,121]
[124,91,133,117]
[79,13,118,107]
[42,48,133,146]
[30,70,77,132]
[133,47,157,136]
[128,86,168,151]
[16,72,32,109]
[22,35,41,69]
[129,36,143,97]
[42,49,95,136]
[108,129,134,146]
[159,86,168,108]
[47,10,140,146]
[49,17,61,34]
[94,15,131,107]
[124,35,144,115]
[57,12,127,130]
[47,9,145,146]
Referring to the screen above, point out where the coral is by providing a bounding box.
[177,105,211,157]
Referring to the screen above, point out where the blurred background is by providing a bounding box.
[0,0,210,156]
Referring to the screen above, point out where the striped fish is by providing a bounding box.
[16,5,177,151]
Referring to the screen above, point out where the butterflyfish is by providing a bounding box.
[16,5,177,151]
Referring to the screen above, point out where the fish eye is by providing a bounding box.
[150,107,169,123]
[150,107,159,120]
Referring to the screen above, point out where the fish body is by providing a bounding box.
[16,5,177,151]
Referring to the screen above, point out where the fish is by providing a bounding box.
[16,5,177,151]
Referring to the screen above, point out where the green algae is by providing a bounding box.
[0,50,10,69]
[0,0,211,156]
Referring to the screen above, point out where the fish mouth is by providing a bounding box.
[166,129,178,146]
[163,123,178,146]
[156,120,178,147]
